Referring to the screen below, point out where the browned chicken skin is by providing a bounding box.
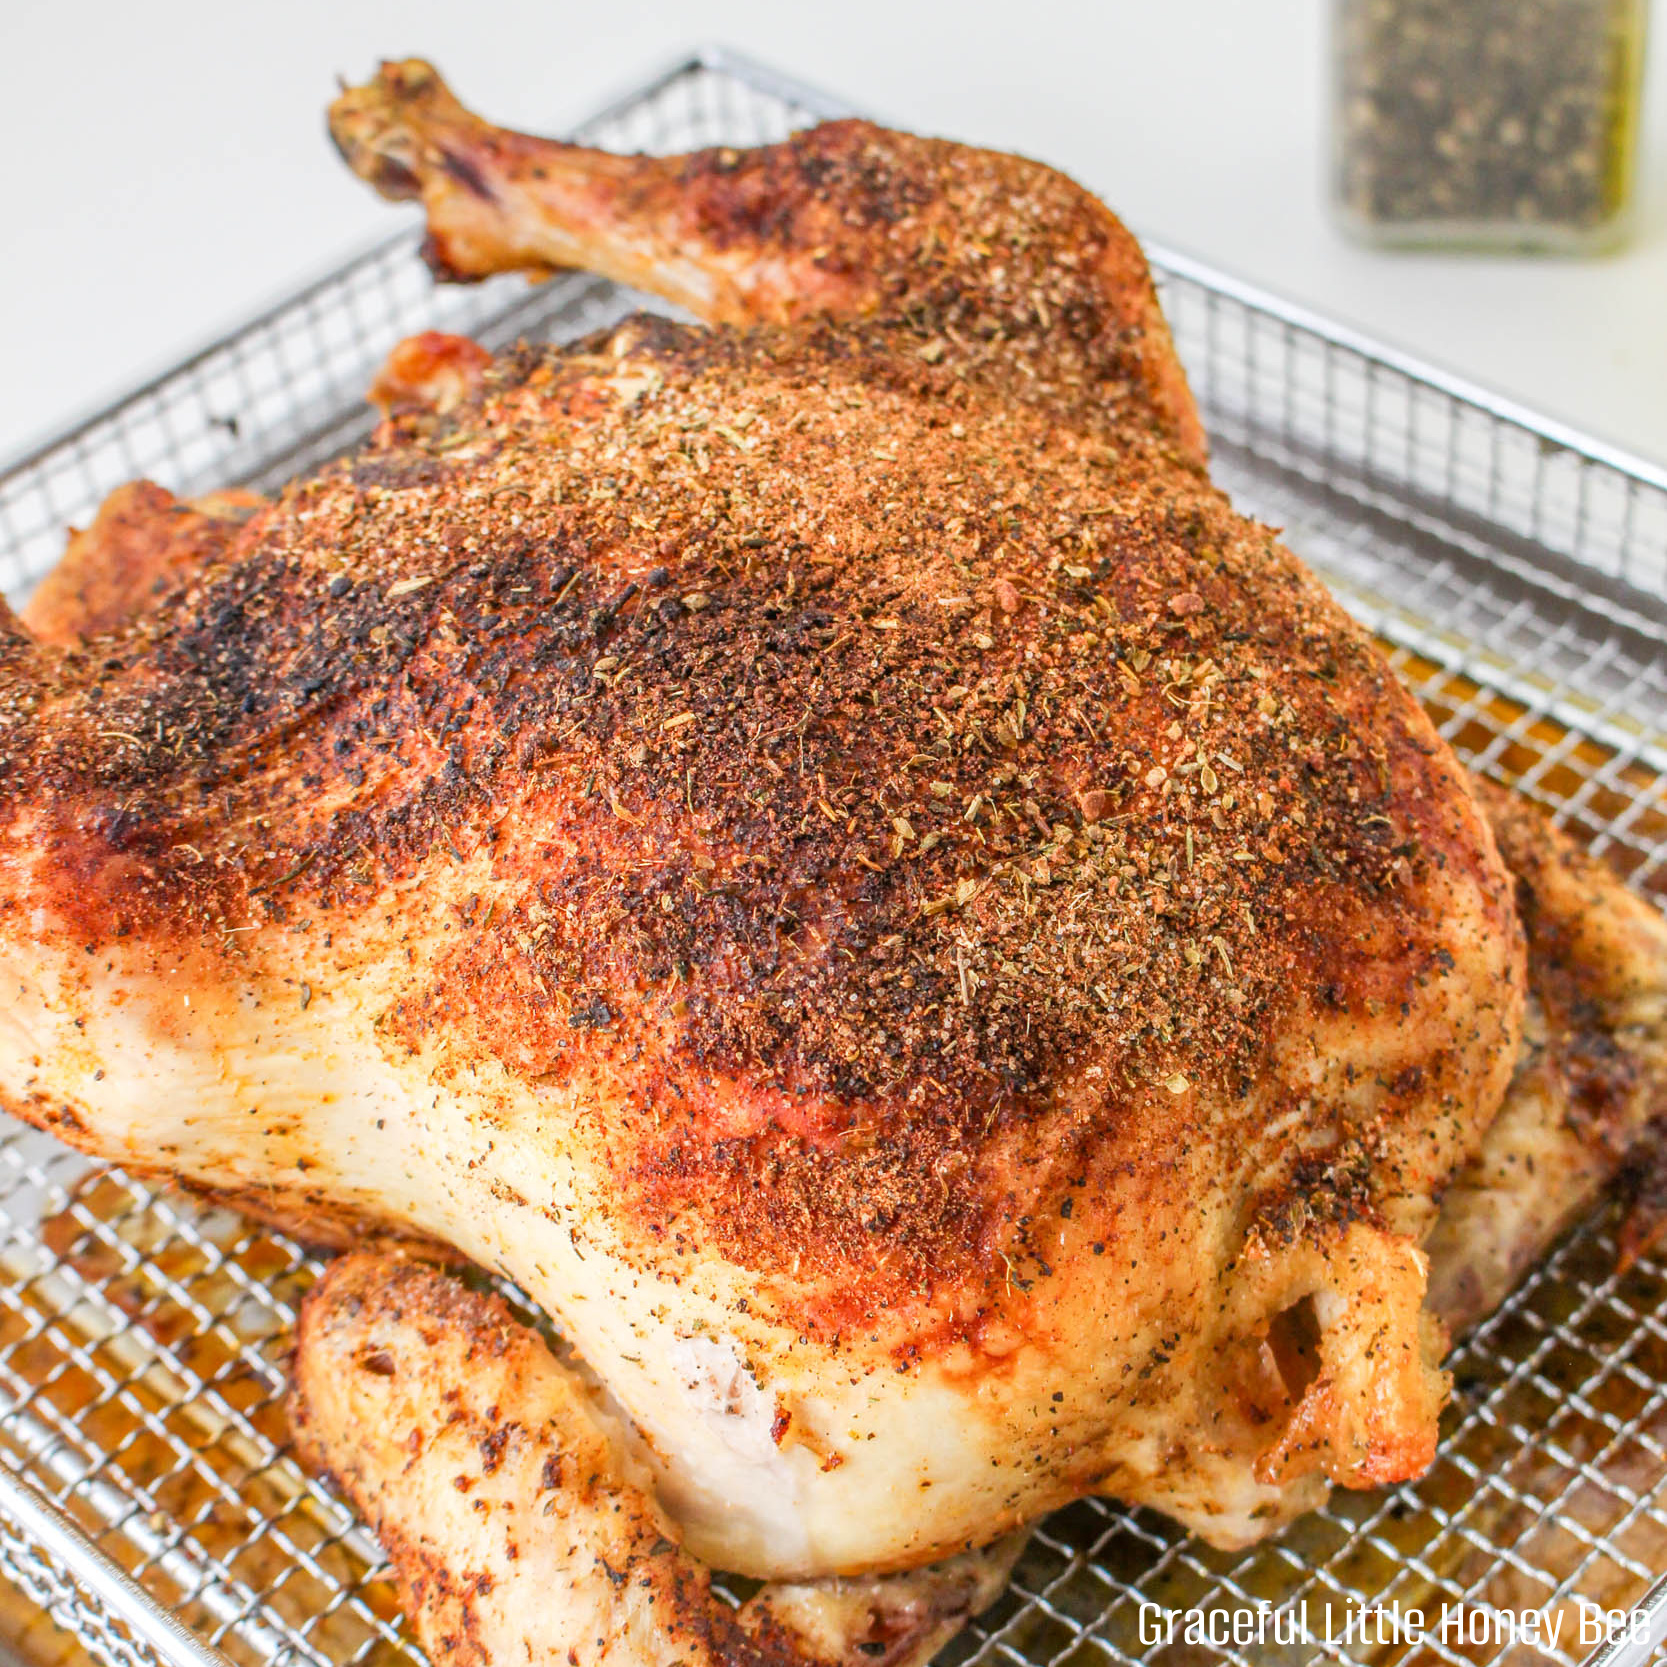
[2,55,1663,1667]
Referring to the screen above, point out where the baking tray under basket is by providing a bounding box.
[1,43,1665,1667]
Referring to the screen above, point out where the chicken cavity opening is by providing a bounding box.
[1263,1293,1323,1406]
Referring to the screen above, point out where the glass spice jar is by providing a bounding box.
[1332,0,1648,252]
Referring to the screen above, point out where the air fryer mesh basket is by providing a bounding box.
[0,46,1663,1667]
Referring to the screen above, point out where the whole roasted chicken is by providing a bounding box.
[2,60,1663,1667]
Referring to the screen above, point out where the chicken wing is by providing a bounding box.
[291,1253,1022,1667]
[21,481,262,646]
[1427,782,1667,1333]
[368,330,493,417]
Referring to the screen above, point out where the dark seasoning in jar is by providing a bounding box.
[1335,0,1645,248]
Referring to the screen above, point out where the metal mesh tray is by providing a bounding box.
[1,43,1665,1667]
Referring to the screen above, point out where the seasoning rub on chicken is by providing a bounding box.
[1,58,1662,1667]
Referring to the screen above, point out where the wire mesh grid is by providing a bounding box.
[0,43,1664,1667]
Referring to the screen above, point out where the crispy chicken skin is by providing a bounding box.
[0,54,1562,1622]
[291,1254,1022,1667]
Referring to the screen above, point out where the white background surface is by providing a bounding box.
[2,1,1664,467]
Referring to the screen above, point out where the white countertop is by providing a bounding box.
[2,0,1663,468]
